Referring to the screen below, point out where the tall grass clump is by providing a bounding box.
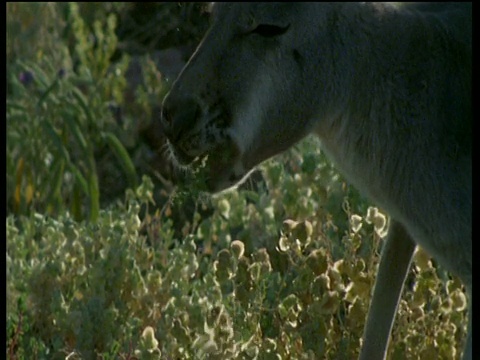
[7,3,142,222]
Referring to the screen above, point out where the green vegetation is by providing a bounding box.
[7,3,467,359]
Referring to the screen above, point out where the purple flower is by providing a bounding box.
[57,68,66,79]
[19,71,34,86]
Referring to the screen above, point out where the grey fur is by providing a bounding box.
[161,3,472,359]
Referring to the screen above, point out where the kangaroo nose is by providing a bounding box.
[161,96,202,142]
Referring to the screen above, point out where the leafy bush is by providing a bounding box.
[7,164,468,359]
[7,3,468,360]
[6,3,169,221]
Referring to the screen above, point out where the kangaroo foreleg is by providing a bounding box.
[359,220,416,360]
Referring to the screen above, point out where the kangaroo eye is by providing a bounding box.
[251,24,290,37]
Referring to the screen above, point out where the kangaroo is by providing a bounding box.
[160,3,472,359]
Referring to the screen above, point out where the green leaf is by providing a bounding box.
[102,131,138,189]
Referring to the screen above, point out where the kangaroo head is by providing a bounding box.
[161,3,346,192]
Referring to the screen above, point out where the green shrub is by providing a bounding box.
[6,3,158,221]
[7,164,468,359]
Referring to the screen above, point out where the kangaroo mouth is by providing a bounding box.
[170,146,197,166]
[168,135,249,193]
